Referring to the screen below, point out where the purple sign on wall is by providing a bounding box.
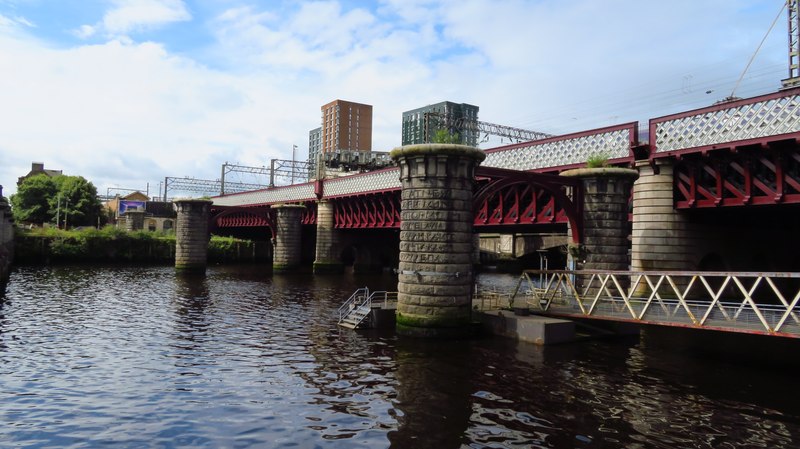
[119,200,146,215]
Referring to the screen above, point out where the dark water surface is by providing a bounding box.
[1,265,798,448]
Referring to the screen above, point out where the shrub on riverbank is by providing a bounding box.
[14,226,269,264]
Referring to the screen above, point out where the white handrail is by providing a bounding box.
[512,270,800,337]
[338,287,369,324]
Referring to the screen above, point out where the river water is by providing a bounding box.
[1,265,798,448]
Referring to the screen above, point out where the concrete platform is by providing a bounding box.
[369,304,397,330]
[477,310,575,345]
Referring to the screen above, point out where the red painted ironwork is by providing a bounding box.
[473,166,583,243]
[211,201,317,238]
[301,201,317,225]
[333,192,401,229]
[474,182,564,225]
[211,206,273,230]
[674,143,800,208]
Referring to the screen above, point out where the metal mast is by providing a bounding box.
[424,112,552,143]
[784,0,800,87]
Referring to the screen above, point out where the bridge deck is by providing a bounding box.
[211,123,636,207]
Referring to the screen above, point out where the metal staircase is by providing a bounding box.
[337,288,398,329]
[338,287,372,329]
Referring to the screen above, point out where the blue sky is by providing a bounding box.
[0,0,788,197]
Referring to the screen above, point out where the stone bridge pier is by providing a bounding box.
[313,200,343,274]
[391,144,486,338]
[124,210,145,231]
[561,167,638,293]
[272,204,305,272]
[174,199,212,273]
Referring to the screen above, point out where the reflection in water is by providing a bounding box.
[389,339,474,449]
[0,266,798,448]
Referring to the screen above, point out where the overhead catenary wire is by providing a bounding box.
[729,1,787,100]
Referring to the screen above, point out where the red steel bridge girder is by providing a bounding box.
[333,192,401,229]
[211,202,317,238]
[473,166,583,243]
[210,174,583,243]
[674,142,800,208]
[474,183,566,226]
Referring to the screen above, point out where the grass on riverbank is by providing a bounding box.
[14,226,267,264]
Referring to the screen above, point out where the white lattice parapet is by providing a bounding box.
[323,168,401,197]
[212,183,316,206]
[651,89,800,154]
[211,123,637,206]
[483,123,635,171]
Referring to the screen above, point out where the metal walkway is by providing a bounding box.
[511,270,800,337]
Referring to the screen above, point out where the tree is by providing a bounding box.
[50,176,103,227]
[11,174,57,224]
[11,174,103,227]
[433,129,462,144]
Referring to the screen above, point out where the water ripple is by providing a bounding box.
[1,267,799,448]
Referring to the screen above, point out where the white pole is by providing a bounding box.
[56,194,61,229]
[291,144,297,184]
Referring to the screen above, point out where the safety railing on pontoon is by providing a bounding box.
[511,270,800,337]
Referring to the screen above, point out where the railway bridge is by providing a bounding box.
[207,87,800,276]
[172,87,800,337]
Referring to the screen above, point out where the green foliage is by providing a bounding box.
[586,153,610,168]
[432,129,461,144]
[208,235,257,262]
[11,174,57,224]
[50,175,103,227]
[15,225,176,263]
[11,174,103,227]
[14,226,266,265]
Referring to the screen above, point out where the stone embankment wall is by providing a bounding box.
[0,187,13,286]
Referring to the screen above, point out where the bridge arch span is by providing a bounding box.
[473,166,584,243]
[210,206,275,238]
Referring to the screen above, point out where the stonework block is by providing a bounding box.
[400,209,473,222]
[400,220,472,233]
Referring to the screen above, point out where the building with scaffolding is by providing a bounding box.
[401,101,480,146]
[308,100,373,179]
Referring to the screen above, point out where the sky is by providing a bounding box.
[0,0,789,198]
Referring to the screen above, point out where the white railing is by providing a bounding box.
[337,288,398,326]
[483,123,635,171]
[650,89,800,155]
[337,287,370,324]
[512,270,800,337]
[369,290,398,309]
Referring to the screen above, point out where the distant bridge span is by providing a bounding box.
[210,122,638,238]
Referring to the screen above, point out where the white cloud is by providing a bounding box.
[72,24,96,39]
[0,36,297,196]
[73,0,191,40]
[0,12,32,29]
[102,0,190,34]
[13,15,32,27]
[0,0,788,198]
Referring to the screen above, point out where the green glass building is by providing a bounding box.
[401,101,479,146]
